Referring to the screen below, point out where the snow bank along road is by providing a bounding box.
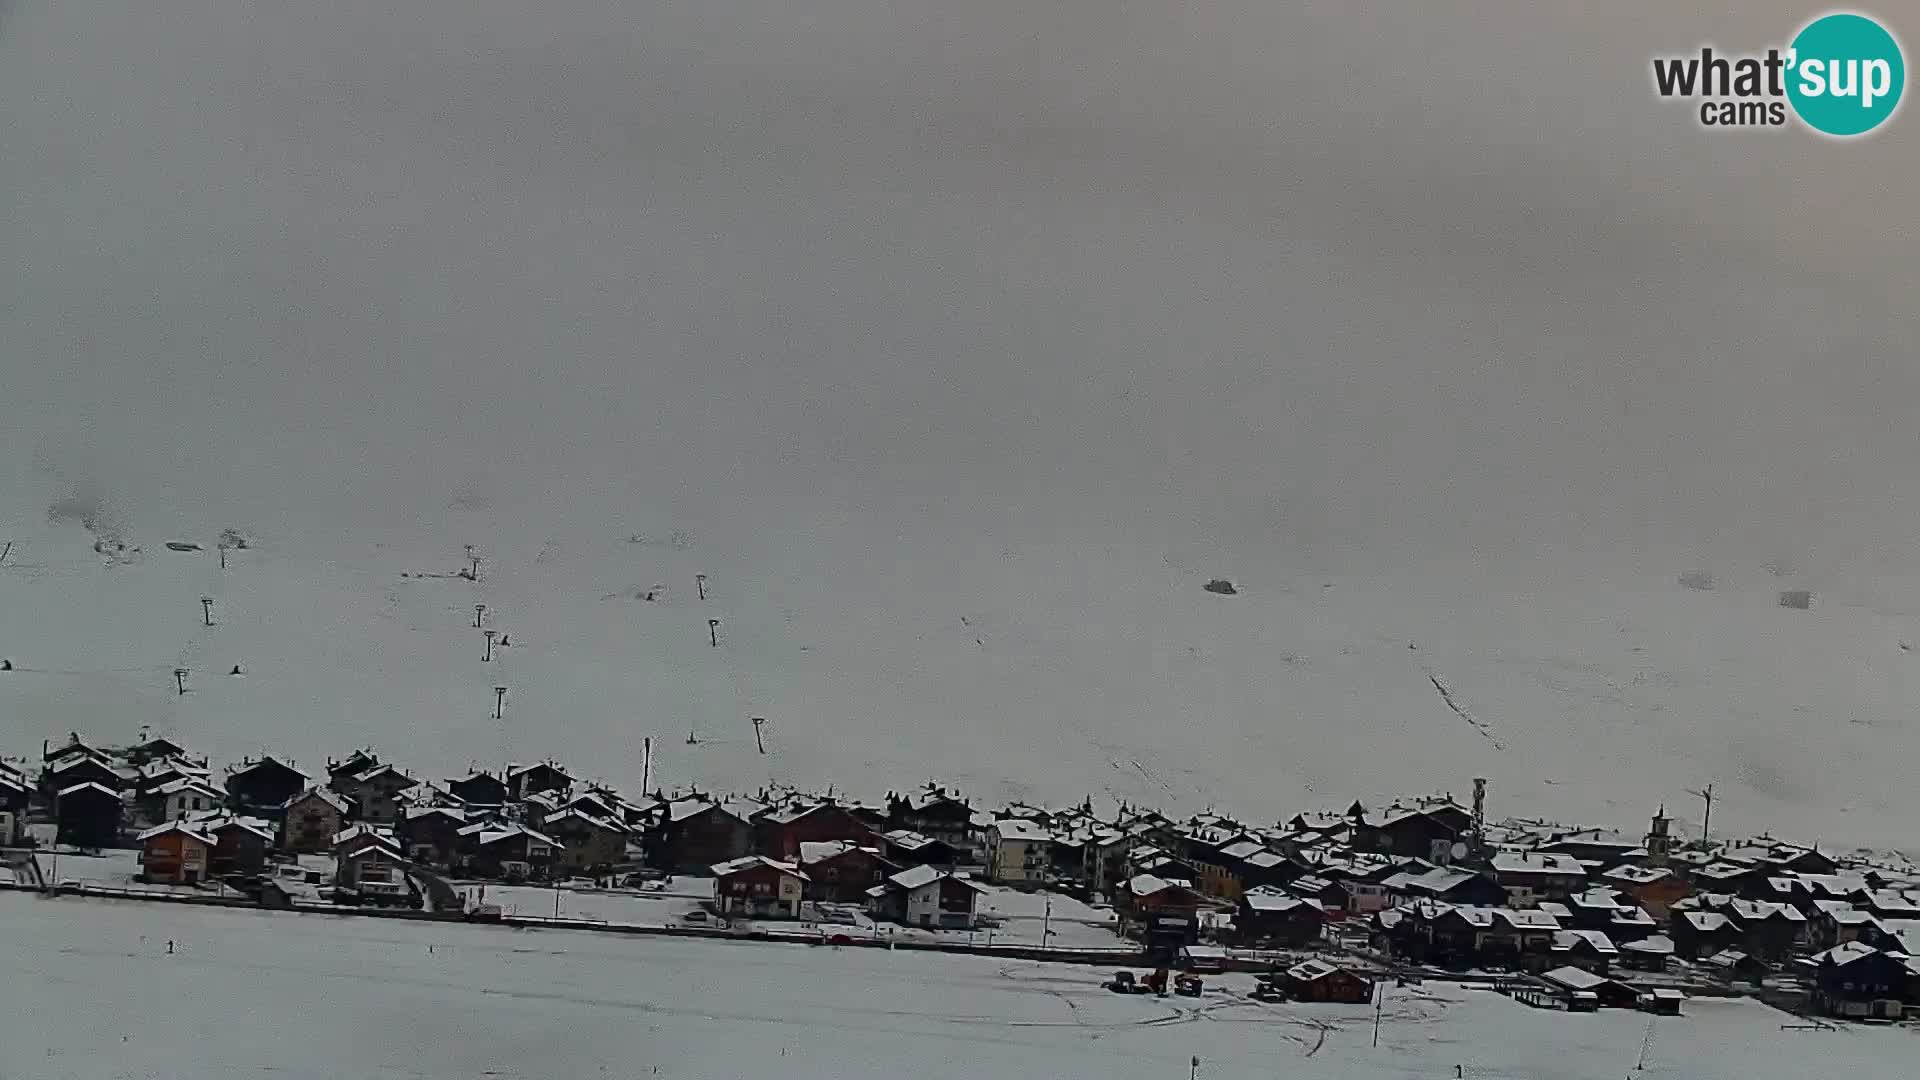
[4,893,1911,1080]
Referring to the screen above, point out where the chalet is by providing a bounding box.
[1727,899,1809,959]
[886,784,978,856]
[1809,943,1920,1019]
[336,838,409,904]
[446,771,510,807]
[1488,852,1587,906]
[1235,886,1326,947]
[543,809,629,875]
[649,798,752,870]
[1674,911,1745,960]
[1280,960,1375,1004]
[1809,904,1882,951]
[1620,933,1675,973]
[154,778,225,823]
[507,762,573,800]
[1348,799,1472,862]
[1690,861,1762,895]
[138,822,215,884]
[226,756,309,810]
[206,816,273,876]
[279,788,349,853]
[985,819,1055,886]
[1862,890,1920,920]
[44,752,125,795]
[397,805,469,867]
[712,855,808,919]
[55,782,123,848]
[462,824,560,881]
[866,864,986,929]
[878,829,958,868]
[1599,864,1692,918]
[332,764,418,824]
[754,801,878,862]
[1541,966,1639,1010]
[798,841,900,903]
[1549,930,1620,974]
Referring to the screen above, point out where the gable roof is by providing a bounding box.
[230,756,308,780]
[1490,852,1587,877]
[137,821,215,846]
[284,787,351,814]
[1541,966,1611,992]
[711,855,808,880]
[56,781,123,801]
[1243,887,1314,914]
[1553,930,1620,956]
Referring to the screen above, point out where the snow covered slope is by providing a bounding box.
[4,0,1919,849]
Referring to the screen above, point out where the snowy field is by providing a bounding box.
[5,0,1920,856]
[3,892,1913,1080]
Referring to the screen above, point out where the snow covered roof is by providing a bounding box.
[285,787,351,813]
[1622,934,1675,955]
[711,855,807,880]
[667,798,730,822]
[1553,930,1619,956]
[1494,909,1561,930]
[152,777,224,800]
[1284,959,1358,983]
[55,781,122,800]
[1243,888,1311,914]
[333,824,400,852]
[475,825,561,849]
[991,819,1055,843]
[542,808,628,834]
[881,829,936,850]
[1217,840,1267,861]
[796,840,853,864]
[137,821,215,846]
[1601,864,1673,885]
[1682,911,1734,932]
[230,756,308,779]
[1127,873,1198,898]
[1489,852,1586,877]
[1541,966,1609,991]
[404,804,467,821]
[1813,941,1882,967]
[202,815,275,841]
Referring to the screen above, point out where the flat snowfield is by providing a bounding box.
[1,894,1910,1080]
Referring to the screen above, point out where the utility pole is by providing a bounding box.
[200,596,215,626]
[696,574,708,601]
[1372,983,1384,1047]
[641,737,652,795]
[482,629,497,662]
[218,544,227,569]
[752,718,766,754]
[493,686,507,720]
[708,619,720,647]
[1043,894,1053,945]
[1189,1056,1199,1080]
[1689,783,1717,843]
[173,669,189,695]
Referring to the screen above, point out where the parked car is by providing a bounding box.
[1107,971,1138,994]
[682,910,710,924]
[465,904,502,922]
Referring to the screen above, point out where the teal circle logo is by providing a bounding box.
[1787,13,1905,136]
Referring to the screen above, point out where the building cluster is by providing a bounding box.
[8,731,1920,1019]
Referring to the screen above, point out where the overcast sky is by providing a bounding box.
[4,0,1915,572]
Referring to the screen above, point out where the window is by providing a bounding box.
[753,882,771,895]
[824,867,839,881]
